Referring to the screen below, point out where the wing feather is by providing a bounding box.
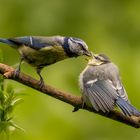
[90,84,113,112]
[88,88,108,112]
[87,89,103,111]
[84,88,100,111]
[84,80,118,112]
[8,36,54,50]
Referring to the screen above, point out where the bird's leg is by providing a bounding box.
[36,67,44,88]
[73,97,84,112]
[72,106,80,112]
[14,57,24,77]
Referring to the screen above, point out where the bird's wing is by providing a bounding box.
[84,79,118,112]
[8,36,55,50]
[110,80,128,102]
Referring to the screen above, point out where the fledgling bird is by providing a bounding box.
[79,54,140,117]
[0,36,91,86]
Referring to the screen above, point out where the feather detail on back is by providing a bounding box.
[80,59,140,116]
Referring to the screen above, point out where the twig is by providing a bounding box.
[0,63,140,128]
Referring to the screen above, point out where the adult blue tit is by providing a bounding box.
[79,54,140,117]
[0,36,92,86]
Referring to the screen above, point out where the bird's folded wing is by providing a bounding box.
[84,80,118,112]
[114,82,129,102]
[8,36,53,50]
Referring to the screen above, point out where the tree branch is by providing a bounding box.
[0,63,140,128]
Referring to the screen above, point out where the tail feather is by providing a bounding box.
[0,38,18,47]
[116,97,140,117]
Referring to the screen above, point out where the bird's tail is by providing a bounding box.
[116,97,140,117]
[0,38,19,48]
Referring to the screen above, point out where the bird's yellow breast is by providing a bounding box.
[18,45,68,67]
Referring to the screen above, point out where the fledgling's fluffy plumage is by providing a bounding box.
[0,36,91,85]
[79,54,140,116]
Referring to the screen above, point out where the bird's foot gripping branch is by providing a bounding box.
[0,63,140,128]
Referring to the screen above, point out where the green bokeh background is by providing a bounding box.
[0,0,140,139]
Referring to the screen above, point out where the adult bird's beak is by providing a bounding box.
[84,50,93,57]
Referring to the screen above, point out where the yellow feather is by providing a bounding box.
[18,45,68,67]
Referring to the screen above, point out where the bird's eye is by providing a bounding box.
[94,56,99,60]
[78,43,87,51]
[78,43,83,47]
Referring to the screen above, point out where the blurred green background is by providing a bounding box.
[0,0,140,139]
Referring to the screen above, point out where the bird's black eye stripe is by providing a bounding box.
[78,43,87,51]
[78,43,83,47]
[70,37,87,51]
[94,56,100,60]
[70,38,84,45]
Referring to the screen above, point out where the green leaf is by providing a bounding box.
[9,121,25,133]
[0,108,3,120]
[5,105,13,116]
[0,78,24,138]
[5,98,23,116]
[11,98,23,107]
[6,85,13,95]
[0,121,9,134]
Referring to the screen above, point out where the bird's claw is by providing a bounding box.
[72,106,80,112]
[38,80,44,89]
[13,68,20,78]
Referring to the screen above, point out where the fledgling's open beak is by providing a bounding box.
[85,52,95,62]
[88,55,103,66]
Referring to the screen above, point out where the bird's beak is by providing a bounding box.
[88,57,103,66]
[84,50,93,57]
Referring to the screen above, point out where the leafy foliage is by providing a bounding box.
[0,76,24,140]
[0,0,140,139]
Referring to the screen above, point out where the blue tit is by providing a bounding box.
[79,54,140,117]
[0,36,91,86]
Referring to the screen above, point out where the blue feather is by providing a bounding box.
[8,37,47,49]
[0,38,18,47]
[116,97,140,116]
[0,37,49,50]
